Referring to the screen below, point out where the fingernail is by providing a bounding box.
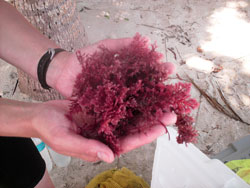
[161,113,177,125]
[97,152,109,162]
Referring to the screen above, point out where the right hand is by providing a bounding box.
[31,100,115,163]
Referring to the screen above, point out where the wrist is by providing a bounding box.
[46,51,80,98]
[0,98,39,138]
[46,51,73,90]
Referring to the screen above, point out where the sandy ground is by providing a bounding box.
[0,0,250,187]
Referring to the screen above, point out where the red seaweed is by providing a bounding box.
[67,34,199,155]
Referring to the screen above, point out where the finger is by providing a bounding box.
[160,112,177,126]
[78,38,133,55]
[119,125,165,154]
[96,38,133,51]
[119,112,177,154]
[53,149,100,162]
[52,131,115,163]
[47,100,72,110]
[164,62,176,75]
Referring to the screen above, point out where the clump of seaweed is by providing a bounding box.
[67,34,199,155]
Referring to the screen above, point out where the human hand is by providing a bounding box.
[32,100,176,162]
[117,59,177,154]
[46,37,177,157]
[118,113,177,154]
[48,38,133,98]
[31,100,114,163]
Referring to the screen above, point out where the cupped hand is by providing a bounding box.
[32,100,176,162]
[52,38,134,98]
[118,113,177,154]
[47,37,177,158]
[31,100,114,163]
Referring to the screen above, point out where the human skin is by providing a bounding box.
[0,1,177,188]
[0,1,135,98]
[0,98,177,162]
[0,1,177,163]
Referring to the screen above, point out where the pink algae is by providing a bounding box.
[67,34,199,155]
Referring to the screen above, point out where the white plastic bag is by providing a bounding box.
[151,127,249,188]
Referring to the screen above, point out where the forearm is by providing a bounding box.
[0,98,38,138]
[0,1,70,89]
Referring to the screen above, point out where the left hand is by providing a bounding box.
[48,37,177,156]
[49,38,133,98]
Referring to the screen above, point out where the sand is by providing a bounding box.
[0,0,249,187]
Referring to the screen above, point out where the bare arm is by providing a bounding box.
[0,1,177,161]
[0,1,71,89]
[0,98,38,137]
[0,1,135,98]
[0,98,114,162]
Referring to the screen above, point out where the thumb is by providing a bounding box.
[159,112,177,132]
[119,112,177,154]
[51,131,115,163]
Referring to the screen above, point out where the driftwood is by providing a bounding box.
[186,75,249,126]
[13,0,88,101]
